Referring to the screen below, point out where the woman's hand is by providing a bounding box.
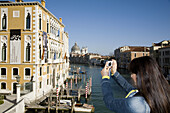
[101,62,110,77]
[111,59,117,75]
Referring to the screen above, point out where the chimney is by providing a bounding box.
[41,0,46,7]
[59,17,62,23]
[15,0,23,2]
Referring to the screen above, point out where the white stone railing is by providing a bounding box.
[21,91,35,104]
[4,99,25,113]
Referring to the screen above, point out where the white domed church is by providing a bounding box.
[71,43,88,55]
[71,43,81,54]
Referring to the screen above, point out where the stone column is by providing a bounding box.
[16,84,21,103]
[32,80,36,100]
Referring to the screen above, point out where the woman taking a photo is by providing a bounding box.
[101,56,170,113]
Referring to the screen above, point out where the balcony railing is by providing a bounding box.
[1,75,6,79]
[13,75,18,79]
[25,75,31,80]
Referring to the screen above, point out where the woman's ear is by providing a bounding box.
[131,73,137,85]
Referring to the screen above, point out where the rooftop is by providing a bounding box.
[0,1,64,27]
[124,46,150,52]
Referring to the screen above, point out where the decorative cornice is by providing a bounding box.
[0,2,65,27]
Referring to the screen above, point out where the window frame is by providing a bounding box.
[12,67,19,80]
[24,35,32,62]
[13,10,20,18]
[47,66,49,74]
[0,35,8,63]
[1,8,8,30]
[39,10,42,31]
[40,67,42,76]
[0,67,7,79]
[24,7,32,30]
[24,67,31,80]
[39,81,42,88]
[26,12,31,29]
[47,79,49,85]
[24,82,31,91]
[134,53,136,58]
[1,82,7,89]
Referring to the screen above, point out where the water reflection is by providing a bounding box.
[70,64,132,113]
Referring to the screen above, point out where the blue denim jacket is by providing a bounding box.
[101,72,150,113]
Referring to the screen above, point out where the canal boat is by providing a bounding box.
[60,100,71,106]
[74,103,94,112]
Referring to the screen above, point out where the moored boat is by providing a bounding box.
[74,103,94,112]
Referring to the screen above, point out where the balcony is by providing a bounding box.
[25,75,31,80]
[13,75,18,79]
[1,75,6,79]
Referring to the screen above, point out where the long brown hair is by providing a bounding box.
[130,56,170,113]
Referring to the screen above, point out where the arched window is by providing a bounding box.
[58,30,60,36]
[26,13,31,29]
[1,68,6,75]
[47,47,49,59]
[39,45,41,59]
[25,68,30,79]
[1,82,6,89]
[39,14,41,30]
[2,43,7,61]
[50,25,52,33]
[47,20,49,33]
[2,14,7,30]
[26,43,31,61]
[13,68,18,75]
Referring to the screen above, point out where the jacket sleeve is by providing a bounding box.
[101,79,149,113]
[111,71,135,93]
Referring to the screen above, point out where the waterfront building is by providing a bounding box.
[71,42,81,55]
[114,46,150,69]
[70,43,88,56]
[84,53,101,64]
[158,46,170,75]
[0,0,69,103]
[150,40,170,63]
[81,47,88,55]
[70,43,89,64]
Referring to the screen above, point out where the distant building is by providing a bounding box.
[71,42,81,55]
[114,46,150,69]
[69,43,103,64]
[158,45,170,75]
[81,47,88,55]
[150,40,170,63]
[89,55,113,66]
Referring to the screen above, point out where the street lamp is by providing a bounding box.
[15,75,21,84]
[15,75,21,103]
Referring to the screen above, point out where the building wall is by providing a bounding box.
[131,52,149,61]
[115,46,150,69]
[150,40,170,63]
[0,1,69,100]
[159,47,170,75]
[0,5,36,92]
[0,64,33,91]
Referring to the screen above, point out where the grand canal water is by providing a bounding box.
[70,64,133,113]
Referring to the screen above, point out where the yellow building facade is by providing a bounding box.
[0,0,69,100]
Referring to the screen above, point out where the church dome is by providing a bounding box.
[71,43,80,52]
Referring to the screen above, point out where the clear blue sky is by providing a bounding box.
[9,0,170,55]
